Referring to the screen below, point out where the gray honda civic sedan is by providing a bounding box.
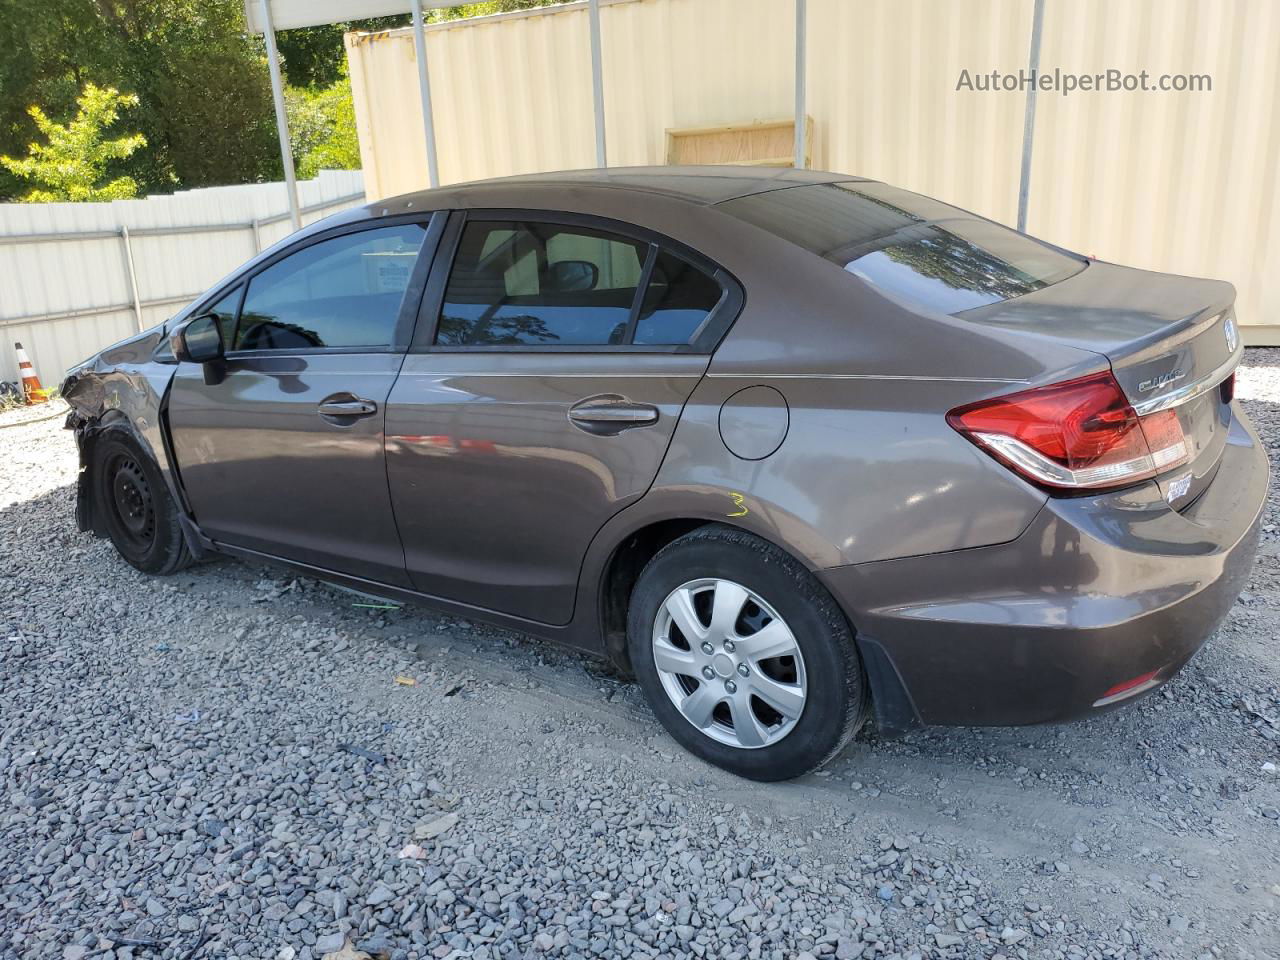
[62,166,1266,781]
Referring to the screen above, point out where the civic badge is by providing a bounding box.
[1224,313,1238,352]
[1138,369,1185,392]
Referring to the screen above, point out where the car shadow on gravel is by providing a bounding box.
[6,474,1273,818]
[5,414,1280,959]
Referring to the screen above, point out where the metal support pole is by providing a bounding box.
[251,218,263,254]
[588,0,607,167]
[1016,0,1046,232]
[793,0,807,169]
[412,0,441,188]
[260,0,301,232]
[120,226,145,331]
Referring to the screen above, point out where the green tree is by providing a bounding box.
[0,83,145,202]
[276,16,410,89]
[287,68,362,179]
[0,0,572,201]
[434,1,569,20]
[88,0,281,192]
[0,0,280,197]
[0,0,112,198]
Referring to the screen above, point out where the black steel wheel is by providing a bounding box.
[106,455,157,552]
[93,430,192,575]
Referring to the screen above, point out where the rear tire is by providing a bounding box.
[93,430,193,576]
[627,524,866,781]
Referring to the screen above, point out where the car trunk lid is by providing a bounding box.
[958,261,1241,508]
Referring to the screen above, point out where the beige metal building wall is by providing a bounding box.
[346,0,799,196]
[347,5,599,194]
[807,0,1032,227]
[347,0,1280,342]
[1027,0,1280,345]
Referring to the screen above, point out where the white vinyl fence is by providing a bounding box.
[0,170,365,387]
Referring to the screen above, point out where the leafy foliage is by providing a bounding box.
[86,0,282,192]
[0,0,572,201]
[287,69,362,181]
[433,1,568,20]
[0,83,145,202]
[276,16,410,90]
[0,0,279,198]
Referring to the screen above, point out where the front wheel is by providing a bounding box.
[93,430,193,575]
[627,525,867,781]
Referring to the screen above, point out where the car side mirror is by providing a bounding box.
[172,314,224,364]
[545,259,598,293]
[171,314,227,385]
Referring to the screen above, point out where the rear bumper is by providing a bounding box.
[821,405,1268,729]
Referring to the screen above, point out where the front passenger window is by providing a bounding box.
[235,224,429,351]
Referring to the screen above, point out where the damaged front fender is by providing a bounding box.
[61,325,184,538]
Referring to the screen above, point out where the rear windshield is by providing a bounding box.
[718,182,1086,314]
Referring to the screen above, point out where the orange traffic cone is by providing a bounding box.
[14,342,50,405]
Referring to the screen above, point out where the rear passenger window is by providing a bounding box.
[633,250,723,345]
[437,221,647,346]
[235,224,428,351]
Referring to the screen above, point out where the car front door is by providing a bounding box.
[384,212,738,624]
[167,214,442,586]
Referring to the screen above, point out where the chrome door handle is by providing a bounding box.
[569,403,659,424]
[318,397,377,418]
[568,397,659,434]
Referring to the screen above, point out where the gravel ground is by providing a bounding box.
[2,354,1279,960]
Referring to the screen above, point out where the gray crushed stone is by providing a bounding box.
[2,352,1279,959]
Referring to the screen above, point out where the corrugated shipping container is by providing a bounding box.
[347,0,1280,343]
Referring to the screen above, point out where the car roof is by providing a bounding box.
[372,165,866,211]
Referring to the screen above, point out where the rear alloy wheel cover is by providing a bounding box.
[109,456,156,550]
[651,577,807,749]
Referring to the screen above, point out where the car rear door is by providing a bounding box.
[384,211,739,625]
[166,214,443,586]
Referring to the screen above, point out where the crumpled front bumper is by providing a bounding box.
[821,405,1268,729]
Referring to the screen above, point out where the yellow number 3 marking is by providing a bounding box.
[726,492,749,518]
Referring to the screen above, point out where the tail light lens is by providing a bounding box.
[947,371,1189,491]
[1220,372,1236,403]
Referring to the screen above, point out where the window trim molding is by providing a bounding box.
[206,283,247,350]
[621,244,659,346]
[409,208,744,355]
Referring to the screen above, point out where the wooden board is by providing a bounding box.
[665,117,812,167]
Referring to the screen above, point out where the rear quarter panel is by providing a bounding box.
[622,208,1123,574]
[643,373,1052,573]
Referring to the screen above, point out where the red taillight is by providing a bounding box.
[947,371,1189,491]
[1220,372,1236,403]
